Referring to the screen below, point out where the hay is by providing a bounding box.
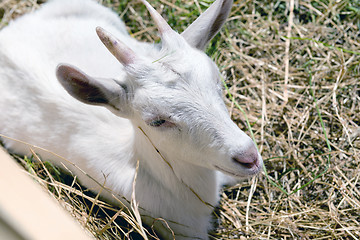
[1,0,359,239]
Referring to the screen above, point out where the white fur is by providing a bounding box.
[0,0,262,239]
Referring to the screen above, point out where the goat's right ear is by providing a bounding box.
[56,64,132,116]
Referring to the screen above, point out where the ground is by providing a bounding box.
[0,0,359,239]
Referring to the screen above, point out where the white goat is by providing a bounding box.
[0,0,262,239]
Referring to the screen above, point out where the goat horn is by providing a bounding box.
[140,0,176,39]
[96,27,136,65]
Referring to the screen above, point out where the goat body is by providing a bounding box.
[0,0,262,239]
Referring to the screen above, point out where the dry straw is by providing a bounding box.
[1,0,359,239]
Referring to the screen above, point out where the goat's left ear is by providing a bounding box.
[181,0,233,50]
[56,64,132,117]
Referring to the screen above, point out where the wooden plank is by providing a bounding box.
[0,147,94,240]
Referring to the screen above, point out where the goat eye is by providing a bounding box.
[149,119,167,127]
[147,118,176,128]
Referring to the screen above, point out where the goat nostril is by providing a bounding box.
[232,154,259,169]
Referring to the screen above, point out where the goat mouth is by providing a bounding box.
[214,163,261,177]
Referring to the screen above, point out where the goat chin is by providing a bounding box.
[0,0,262,239]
